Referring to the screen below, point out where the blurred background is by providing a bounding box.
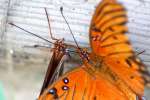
[0,0,150,99]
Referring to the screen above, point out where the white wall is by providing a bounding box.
[0,0,150,67]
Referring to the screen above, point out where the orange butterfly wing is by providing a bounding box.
[89,0,146,96]
[39,66,136,100]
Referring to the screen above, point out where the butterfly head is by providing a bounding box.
[53,39,67,54]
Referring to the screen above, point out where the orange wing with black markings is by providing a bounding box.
[89,0,149,96]
[39,66,137,100]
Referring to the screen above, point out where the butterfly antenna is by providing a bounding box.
[135,50,150,62]
[24,44,51,48]
[136,50,145,56]
[60,7,80,49]
[44,8,58,40]
[60,7,91,63]
[8,23,54,44]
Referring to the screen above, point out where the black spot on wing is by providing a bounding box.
[91,24,101,32]
[130,76,134,79]
[125,59,132,67]
[62,86,69,91]
[63,77,69,84]
[116,60,120,64]
[93,96,97,100]
[48,87,58,99]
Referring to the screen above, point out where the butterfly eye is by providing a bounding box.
[62,86,69,91]
[63,77,69,84]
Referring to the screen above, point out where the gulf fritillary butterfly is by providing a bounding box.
[38,0,150,99]
[9,0,149,99]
